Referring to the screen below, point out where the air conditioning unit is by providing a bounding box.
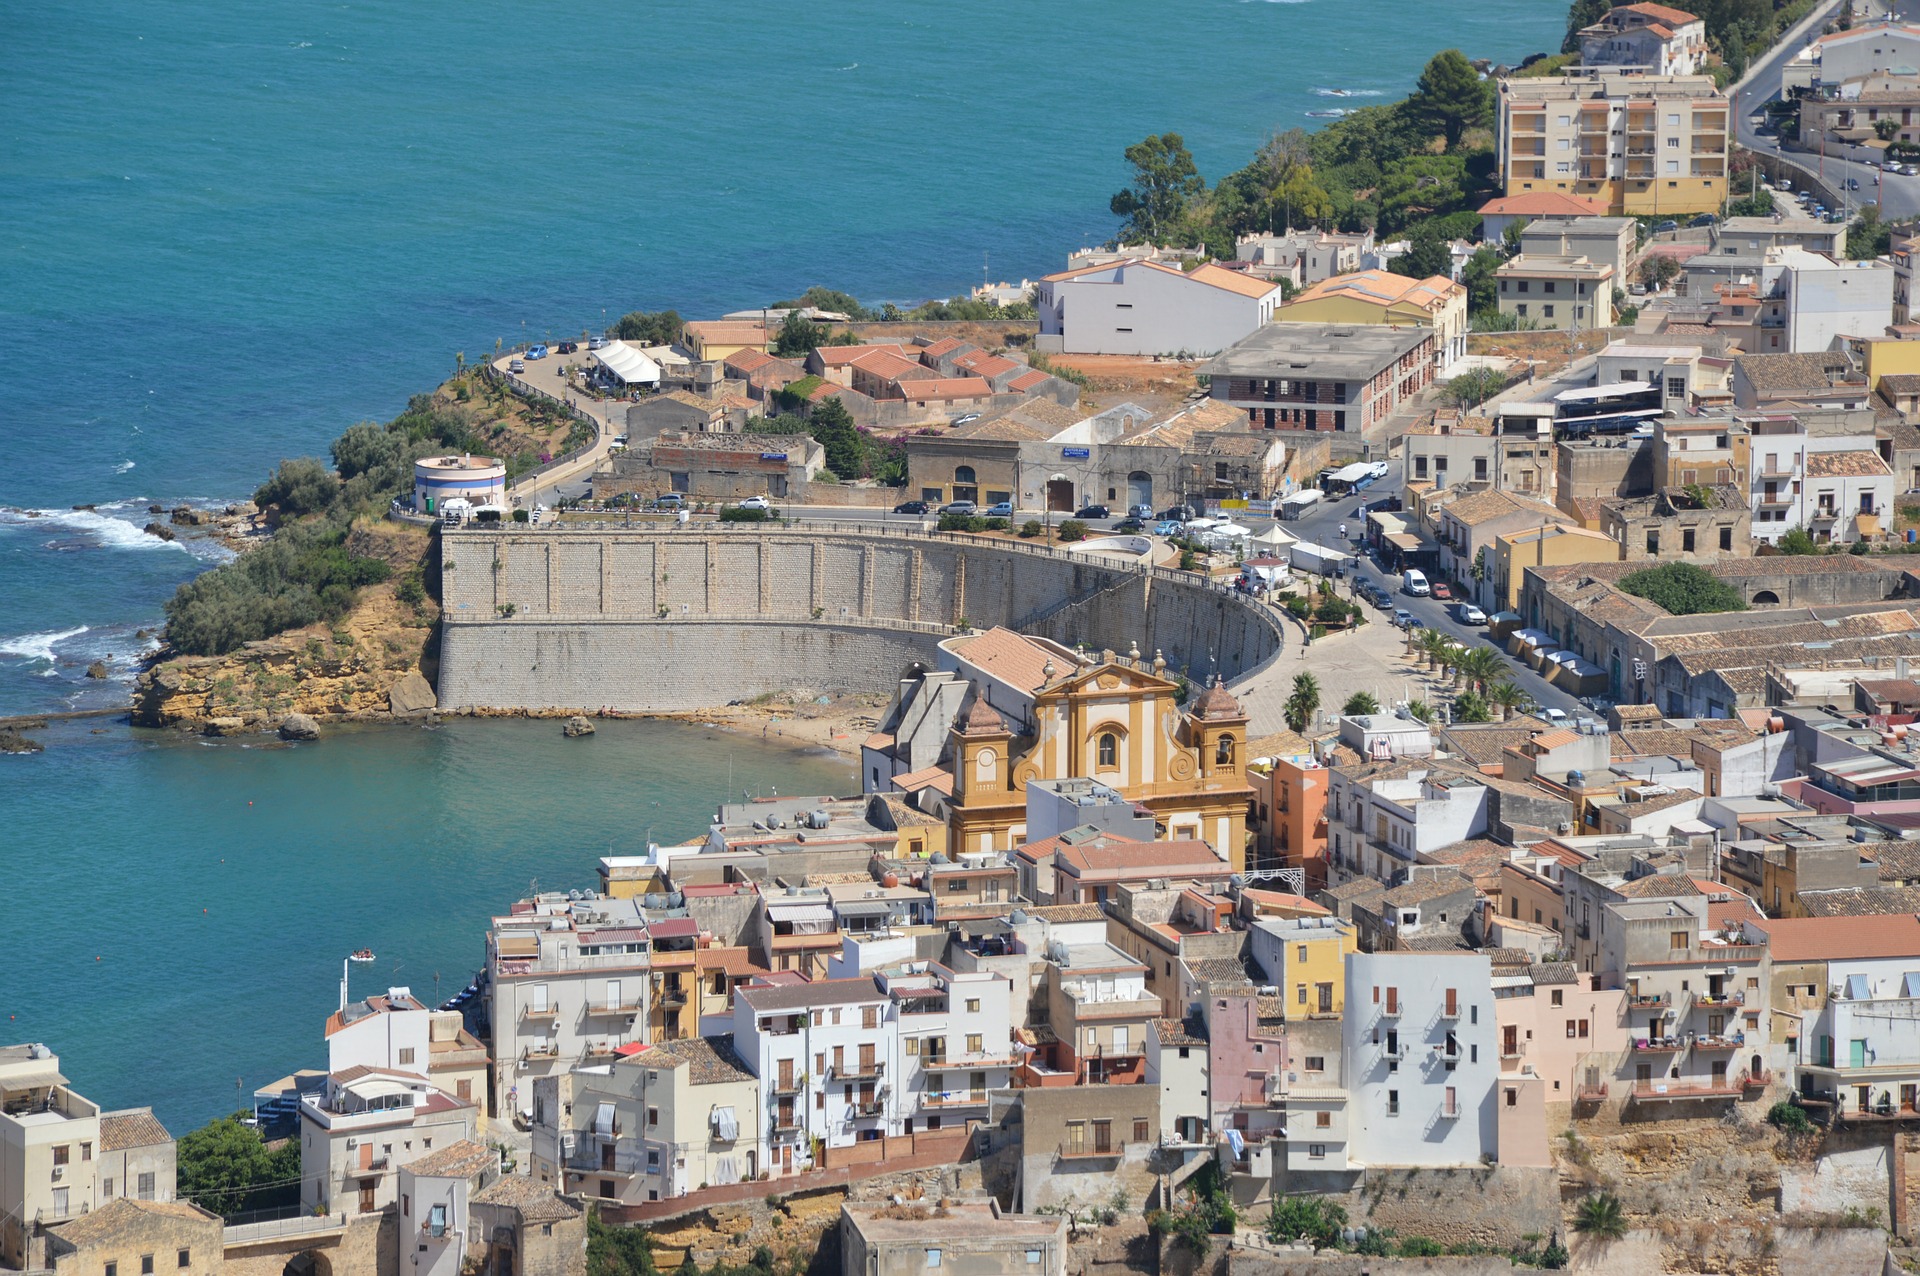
[50,1167,63,1181]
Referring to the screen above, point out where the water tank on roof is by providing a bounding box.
[1009,910,1029,925]
[1568,770,1585,785]
[668,892,684,907]
[808,809,831,830]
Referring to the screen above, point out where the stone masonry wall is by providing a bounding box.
[437,528,1281,712]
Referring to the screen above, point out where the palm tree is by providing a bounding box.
[1342,691,1380,716]
[1284,672,1322,734]
[1487,679,1527,721]
[1453,689,1492,723]
[1455,645,1508,695]
[1572,1193,1627,1241]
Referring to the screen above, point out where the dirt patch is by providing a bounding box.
[1041,354,1204,412]
[1467,326,1634,382]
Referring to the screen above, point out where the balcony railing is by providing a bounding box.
[1576,1082,1610,1103]
[1690,991,1744,1009]
[1632,1036,1684,1052]
[1500,1041,1526,1060]
[657,988,688,1008]
[522,1005,559,1021]
[830,1060,885,1082]
[1628,1079,1740,1101]
[588,998,644,1015]
[1057,1141,1120,1162]
[771,1078,804,1097]
[1437,1005,1462,1021]
[1627,992,1669,1010]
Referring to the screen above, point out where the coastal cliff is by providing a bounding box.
[132,521,440,732]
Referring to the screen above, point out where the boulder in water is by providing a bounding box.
[203,717,247,737]
[0,728,44,754]
[563,715,596,738]
[388,671,437,718]
[144,522,176,542]
[85,660,110,680]
[279,712,322,741]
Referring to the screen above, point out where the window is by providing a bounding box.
[1026,1253,1042,1266]
[53,1145,69,1166]
[1670,931,1689,951]
[1097,733,1118,768]
[1134,1118,1150,1143]
[1297,984,1308,1005]
[906,1037,919,1056]
[953,467,976,484]
[1066,1121,1086,1154]
[1387,1090,1400,1116]
[138,1172,155,1201]
[1543,305,1555,319]
[1682,529,1695,553]
[1092,1120,1112,1153]
[1309,1143,1327,1159]
[81,1143,91,1162]
[1550,989,1564,1007]
[966,999,980,1013]
[107,1265,117,1276]
[1316,1111,1331,1129]
[1720,527,1732,552]
[1506,1088,1517,1108]
[142,1258,154,1275]
[967,1034,983,1053]
[927,1251,943,1269]
[1297,944,1308,963]
[648,1107,659,1127]
[863,1007,878,1030]
[1304,1056,1325,1072]
[103,1178,114,1198]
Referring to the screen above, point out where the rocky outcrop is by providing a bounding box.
[563,715,596,737]
[0,728,44,754]
[132,522,440,730]
[85,660,110,679]
[169,505,214,527]
[203,717,247,737]
[143,522,176,542]
[278,712,321,740]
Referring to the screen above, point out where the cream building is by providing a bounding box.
[1498,71,1729,216]
[1277,270,1468,371]
[1496,255,1616,331]
[0,1045,101,1270]
[298,1068,478,1220]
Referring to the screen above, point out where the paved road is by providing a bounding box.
[491,350,623,508]
[1733,0,1920,221]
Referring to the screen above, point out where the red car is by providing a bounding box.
[1430,582,1453,601]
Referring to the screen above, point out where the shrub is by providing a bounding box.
[1265,1195,1347,1249]
[254,457,339,517]
[938,512,988,533]
[1019,520,1044,538]
[718,506,776,522]
[1397,1237,1443,1257]
[1617,562,1747,615]
[512,508,530,523]
[983,517,1011,531]
[1572,1192,1627,1241]
[163,525,392,656]
[1056,519,1089,542]
[1286,597,1313,619]
[1768,1100,1813,1132]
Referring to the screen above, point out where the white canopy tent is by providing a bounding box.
[595,340,662,386]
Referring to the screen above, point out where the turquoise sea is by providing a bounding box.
[1,0,1566,1130]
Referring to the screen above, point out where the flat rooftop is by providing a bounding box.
[1203,323,1434,380]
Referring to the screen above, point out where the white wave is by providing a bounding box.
[835,62,859,70]
[0,507,191,554]
[0,626,90,664]
[114,460,136,473]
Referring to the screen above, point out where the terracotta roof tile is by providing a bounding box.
[1753,911,1920,961]
[99,1108,171,1152]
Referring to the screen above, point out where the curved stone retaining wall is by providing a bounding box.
[436,526,1282,712]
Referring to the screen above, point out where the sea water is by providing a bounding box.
[0,0,1564,1127]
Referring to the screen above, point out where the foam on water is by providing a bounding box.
[1,507,188,554]
[0,625,91,665]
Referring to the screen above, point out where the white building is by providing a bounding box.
[298,1068,478,1220]
[413,455,506,515]
[1578,3,1710,76]
[0,1046,102,1270]
[1036,259,1284,357]
[731,977,896,1173]
[327,988,490,1119]
[485,892,653,1123]
[1325,762,1493,886]
[883,963,1017,1130]
[1341,952,1499,1167]
[1756,249,1895,356]
[1235,230,1376,285]
[395,1140,498,1276]
[1802,22,1920,87]
[1747,417,1896,544]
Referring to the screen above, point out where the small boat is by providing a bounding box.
[349,948,375,963]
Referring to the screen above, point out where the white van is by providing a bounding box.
[1402,568,1431,597]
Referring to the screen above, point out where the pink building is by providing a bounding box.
[1493,962,1630,1165]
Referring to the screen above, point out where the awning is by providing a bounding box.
[768,904,834,924]
[646,918,700,940]
[1385,533,1422,552]
[596,341,662,385]
[833,899,897,918]
[594,1102,617,1136]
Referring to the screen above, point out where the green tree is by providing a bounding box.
[1284,672,1321,733]
[1111,133,1206,244]
[1639,255,1681,291]
[1725,188,1776,219]
[1461,246,1502,317]
[1443,365,1506,408]
[609,309,684,345]
[1572,1192,1628,1241]
[806,396,862,478]
[1849,204,1893,260]
[772,311,828,358]
[1778,526,1817,555]
[587,1206,658,1276]
[1405,50,1494,150]
[1488,678,1527,721]
[254,457,339,517]
[1454,644,1508,693]
[1453,689,1492,722]
[1342,690,1381,716]
[1391,222,1454,279]
[1501,218,1529,255]
[176,1115,300,1217]
[1617,562,1749,615]
[1562,0,1612,52]
[1265,1195,1347,1249]
[770,287,872,321]
[1375,155,1472,233]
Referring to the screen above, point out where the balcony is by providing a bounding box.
[1810,507,1839,524]
[1693,1034,1745,1051]
[522,1043,560,1061]
[522,1005,559,1021]
[830,1060,885,1082]
[1378,1002,1403,1020]
[1627,992,1670,1011]
[1741,1070,1772,1091]
[771,1116,803,1138]
[1576,1082,1610,1104]
[1437,1005,1462,1021]
[1627,1079,1740,1102]
[920,1091,989,1109]
[1632,1036,1684,1053]
[1056,1140,1122,1163]
[1756,491,1794,507]
[1380,1042,1407,1061]
[853,1099,887,1118]
[656,987,688,1009]
[770,1077,804,1097]
[562,1142,644,1176]
[1500,1041,1526,1061]
[1690,991,1745,1009]
[588,998,644,1015]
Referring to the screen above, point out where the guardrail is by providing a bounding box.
[224,1211,350,1244]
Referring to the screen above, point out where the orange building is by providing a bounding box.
[1249,746,1331,890]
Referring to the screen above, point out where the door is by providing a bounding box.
[1502,1025,1519,1057]
[359,1180,376,1213]
[1127,472,1152,510]
[1047,478,1074,512]
[858,1044,875,1075]
[778,1058,793,1090]
[1851,1039,1868,1069]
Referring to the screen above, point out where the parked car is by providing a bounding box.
[589,336,607,351]
[1887,160,1905,172]
[1651,219,1678,234]
[893,499,930,514]
[1159,504,1194,521]
[1689,212,1717,227]
[558,341,578,354]
[1846,178,1861,191]
[1458,603,1488,625]
[941,500,978,515]
[985,501,1014,518]
[739,496,771,511]
[1154,519,1184,537]
[1114,517,1147,533]
[652,493,685,509]
[1540,707,1571,725]
[1128,503,1155,520]
[950,412,983,427]
[527,344,549,360]
[1902,164,1919,176]
[1430,581,1453,601]
[1076,504,1110,519]
[1402,568,1431,597]
[1393,608,1414,628]
[508,358,525,374]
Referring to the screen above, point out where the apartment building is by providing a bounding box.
[1342,952,1499,1167]
[298,1068,478,1219]
[1030,943,1164,1086]
[1434,489,1571,612]
[1596,898,1771,1110]
[1276,270,1468,371]
[1491,963,1632,1164]
[530,1035,761,1204]
[1324,760,1494,887]
[1234,229,1377,285]
[839,1200,1069,1276]
[396,1140,499,1276]
[1203,323,1436,434]
[731,978,893,1173]
[94,1110,174,1209]
[485,893,653,1122]
[1248,749,1331,886]
[1035,259,1285,357]
[1248,916,1356,1020]
[1495,255,1616,331]
[1518,215,1638,285]
[1497,71,1729,215]
[1,1045,102,1270]
[327,989,490,1122]
[1403,411,1555,502]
